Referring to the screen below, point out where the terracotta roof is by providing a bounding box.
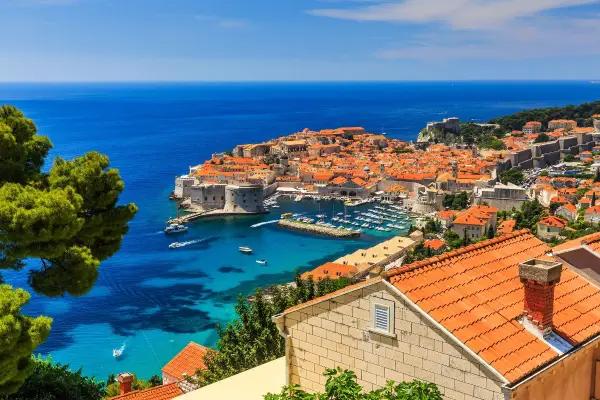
[538,216,567,229]
[162,342,209,381]
[110,383,183,400]
[423,239,445,251]
[552,232,600,253]
[386,230,600,383]
[300,262,357,281]
[498,219,516,235]
[586,205,600,214]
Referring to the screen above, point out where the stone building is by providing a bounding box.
[273,231,600,400]
[223,184,265,213]
[473,182,529,211]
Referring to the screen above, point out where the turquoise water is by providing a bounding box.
[1,81,600,379]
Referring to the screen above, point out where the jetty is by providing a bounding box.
[278,219,360,238]
[167,211,209,225]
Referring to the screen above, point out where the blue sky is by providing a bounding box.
[1,0,599,81]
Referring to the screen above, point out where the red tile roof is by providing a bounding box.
[110,383,183,400]
[498,219,516,235]
[162,342,209,381]
[300,262,357,281]
[386,230,600,383]
[552,232,600,253]
[423,239,445,251]
[538,216,567,229]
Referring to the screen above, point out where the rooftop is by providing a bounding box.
[386,230,600,382]
[162,342,209,381]
[110,383,183,400]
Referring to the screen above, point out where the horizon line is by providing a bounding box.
[0,79,599,85]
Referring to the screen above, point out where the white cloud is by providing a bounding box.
[309,0,600,62]
[309,0,598,29]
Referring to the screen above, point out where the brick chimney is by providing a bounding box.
[117,373,134,395]
[519,259,562,334]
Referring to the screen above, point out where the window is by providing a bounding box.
[370,299,395,337]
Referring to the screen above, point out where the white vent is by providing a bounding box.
[373,304,390,332]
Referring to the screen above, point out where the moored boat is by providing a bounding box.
[239,246,253,254]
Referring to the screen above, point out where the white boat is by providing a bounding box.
[239,246,253,254]
[113,343,125,358]
[256,259,267,265]
[164,224,188,234]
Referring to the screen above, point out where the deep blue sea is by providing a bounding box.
[1,81,600,380]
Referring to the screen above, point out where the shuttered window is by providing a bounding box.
[373,304,390,333]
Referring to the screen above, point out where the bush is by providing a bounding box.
[265,367,443,400]
[2,356,105,400]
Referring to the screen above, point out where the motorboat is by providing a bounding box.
[113,343,125,358]
[239,246,253,254]
[256,259,268,265]
[164,224,188,234]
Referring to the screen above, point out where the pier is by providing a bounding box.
[278,219,360,238]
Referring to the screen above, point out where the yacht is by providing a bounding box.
[239,246,253,254]
[164,224,188,234]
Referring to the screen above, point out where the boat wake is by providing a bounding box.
[113,342,126,359]
[168,237,211,249]
[250,219,279,228]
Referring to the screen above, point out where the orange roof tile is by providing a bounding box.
[386,230,600,383]
[498,219,516,235]
[538,216,567,229]
[110,383,183,400]
[424,239,445,251]
[300,262,358,281]
[162,342,209,381]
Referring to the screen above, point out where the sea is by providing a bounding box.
[1,81,600,380]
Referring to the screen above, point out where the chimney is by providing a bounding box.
[117,373,134,395]
[519,259,562,333]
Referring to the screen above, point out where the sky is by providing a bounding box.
[1,0,599,81]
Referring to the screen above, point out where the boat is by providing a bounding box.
[256,259,267,265]
[164,223,188,234]
[239,246,253,254]
[113,343,125,358]
[169,242,186,249]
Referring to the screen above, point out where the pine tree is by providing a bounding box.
[0,105,137,394]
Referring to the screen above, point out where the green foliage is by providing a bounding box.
[0,105,137,394]
[197,277,352,386]
[264,367,443,400]
[0,106,52,185]
[394,148,414,154]
[0,286,52,395]
[403,243,435,264]
[533,133,550,143]
[514,200,545,232]
[564,154,576,162]
[459,123,507,148]
[104,373,160,398]
[490,100,600,131]
[2,356,105,400]
[442,192,469,210]
[499,168,524,185]
[443,230,463,249]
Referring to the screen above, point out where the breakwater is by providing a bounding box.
[278,219,360,238]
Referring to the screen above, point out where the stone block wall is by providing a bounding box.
[283,281,505,400]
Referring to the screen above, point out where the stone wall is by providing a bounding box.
[189,183,226,210]
[282,281,505,400]
[223,185,265,213]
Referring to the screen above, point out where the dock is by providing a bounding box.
[167,211,210,225]
[277,219,360,238]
